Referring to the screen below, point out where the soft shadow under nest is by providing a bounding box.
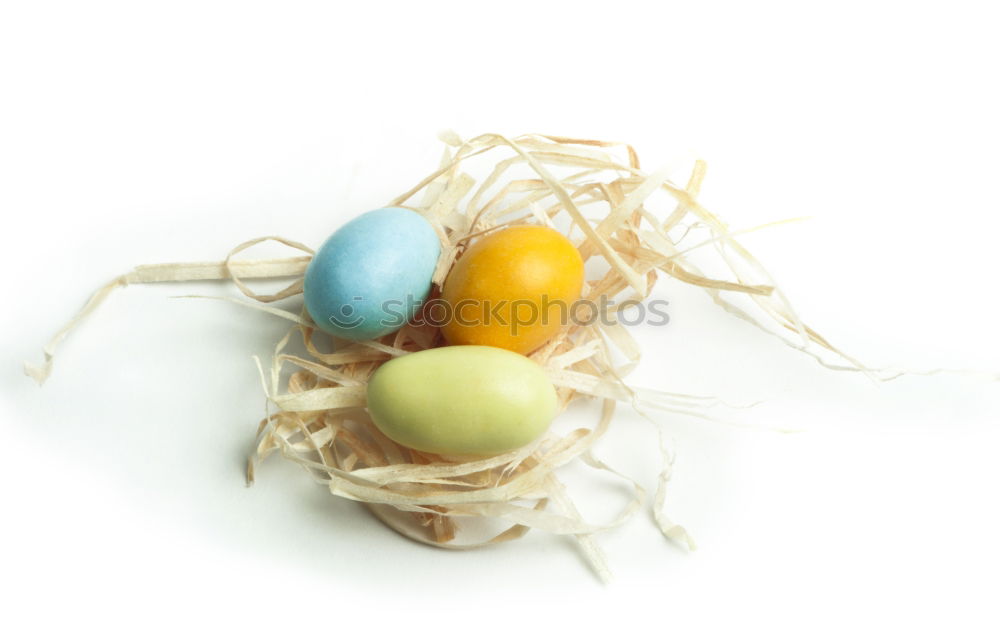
[27,132,877,582]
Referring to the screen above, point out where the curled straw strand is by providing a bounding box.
[27,132,900,582]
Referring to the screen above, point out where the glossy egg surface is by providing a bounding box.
[440,225,584,354]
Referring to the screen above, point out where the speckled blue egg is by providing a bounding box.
[304,207,440,341]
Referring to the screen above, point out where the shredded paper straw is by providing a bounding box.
[26,132,898,582]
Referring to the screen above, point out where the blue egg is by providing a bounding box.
[304,207,440,341]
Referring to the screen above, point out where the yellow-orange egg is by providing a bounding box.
[440,225,584,354]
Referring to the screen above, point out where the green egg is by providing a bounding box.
[366,345,558,457]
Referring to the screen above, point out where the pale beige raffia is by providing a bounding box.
[26,132,894,582]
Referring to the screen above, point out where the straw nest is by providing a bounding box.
[27,132,868,582]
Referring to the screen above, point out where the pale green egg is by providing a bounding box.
[366,346,558,457]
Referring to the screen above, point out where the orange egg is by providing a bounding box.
[440,225,585,354]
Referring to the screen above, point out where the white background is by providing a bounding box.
[2,1,998,628]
